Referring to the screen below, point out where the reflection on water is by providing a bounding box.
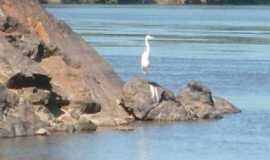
[1,5,270,160]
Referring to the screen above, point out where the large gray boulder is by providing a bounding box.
[176,80,214,106]
[176,80,240,118]
[121,78,175,120]
[122,79,240,121]
[176,80,220,119]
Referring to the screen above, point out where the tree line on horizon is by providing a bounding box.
[39,0,270,4]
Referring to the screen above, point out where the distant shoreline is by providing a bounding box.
[39,0,270,5]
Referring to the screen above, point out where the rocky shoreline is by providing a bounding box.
[0,0,240,138]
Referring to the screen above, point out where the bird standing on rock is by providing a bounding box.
[140,34,159,103]
[141,34,155,75]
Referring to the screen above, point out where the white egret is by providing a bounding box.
[140,34,159,103]
[141,34,155,75]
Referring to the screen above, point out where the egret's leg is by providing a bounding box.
[141,67,148,80]
[142,67,148,75]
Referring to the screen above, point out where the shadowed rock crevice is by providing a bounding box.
[19,87,69,117]
[70,100,102,120]
[23,42,59,62]
[0,16,22,33]
[7,73,52,90]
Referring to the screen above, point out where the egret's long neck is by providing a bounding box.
[145,37,150,56]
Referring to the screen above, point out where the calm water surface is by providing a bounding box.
[1,5,270,160]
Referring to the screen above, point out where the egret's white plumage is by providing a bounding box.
[141,34,154,74]
[140,35,159,103]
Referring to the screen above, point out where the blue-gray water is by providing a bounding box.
[1,5,270,160]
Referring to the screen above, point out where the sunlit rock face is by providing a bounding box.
[0,0,132,137]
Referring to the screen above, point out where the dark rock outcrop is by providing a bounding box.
[121,78,240,121]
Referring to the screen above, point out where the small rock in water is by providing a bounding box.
[35,128,50,136]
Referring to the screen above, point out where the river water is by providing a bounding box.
[1,5,270,160]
